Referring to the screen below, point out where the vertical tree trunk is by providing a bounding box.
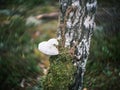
[57,0,97,90]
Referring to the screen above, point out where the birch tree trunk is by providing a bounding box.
[57,0,97,90]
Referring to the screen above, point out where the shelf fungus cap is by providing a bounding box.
[38,38,59,55]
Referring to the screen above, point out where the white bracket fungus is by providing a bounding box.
[38,38,59,55]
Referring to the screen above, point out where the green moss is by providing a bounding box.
[42,49,76,90]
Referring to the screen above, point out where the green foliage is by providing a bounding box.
[83,29,120,90]
[0,16,42,90]
[42,49,76,90]
[0,0,45,5]
[0,0,58,8]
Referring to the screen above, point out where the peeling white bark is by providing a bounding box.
[57,0,97,90]
[86,1,97,11]
[84,16,94,29]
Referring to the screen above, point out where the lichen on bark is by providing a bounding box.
[57,0,97,90]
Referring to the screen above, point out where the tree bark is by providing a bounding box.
[57,0,97,90]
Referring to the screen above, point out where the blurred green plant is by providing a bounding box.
[0,0,58,8]
[0,16,42,90]
[83,29,120,90]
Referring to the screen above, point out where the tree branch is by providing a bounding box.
[35,12,59,20]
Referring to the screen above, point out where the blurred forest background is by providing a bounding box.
[0,0,120,90]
